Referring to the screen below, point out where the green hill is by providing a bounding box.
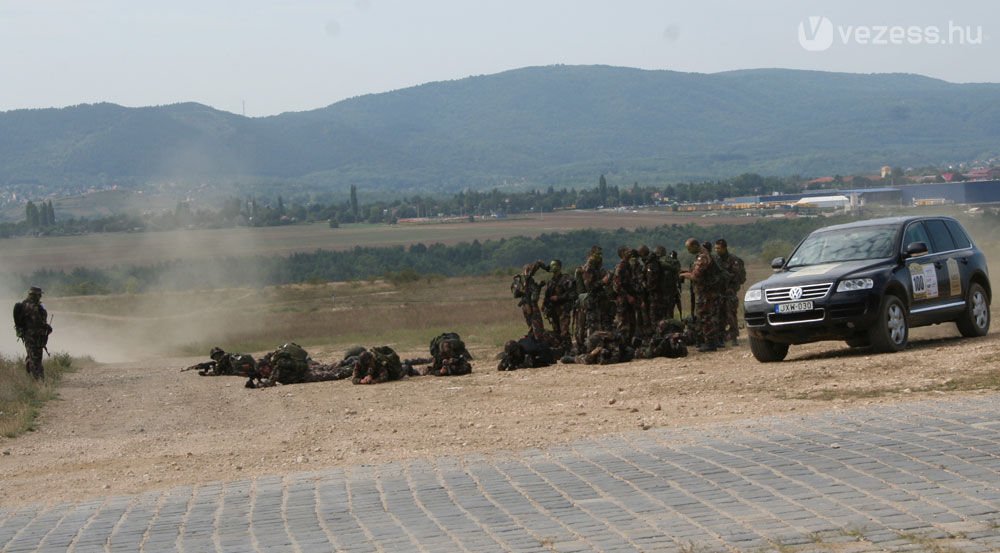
[2,66,999,193]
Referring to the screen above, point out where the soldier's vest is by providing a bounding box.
[269,342,310,384]
[370,345,403,381]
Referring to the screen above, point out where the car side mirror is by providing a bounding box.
[770,257,785,270]
[904,241,928,258]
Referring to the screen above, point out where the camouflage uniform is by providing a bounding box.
[430,333,473,376]
[12,287,51,380]
[640,249,668,333]
[658,249,682,320]
[574,255,612,352]
[689,246,724,350]
[497,334,557,371]
[200,347,257,377]
[352,346,403,385]
[517,261,548,341]
[573,331,634,365]
[542,266,576,350]
[612,251,640,341]
[637,319,689,359]
[716,251,747,344]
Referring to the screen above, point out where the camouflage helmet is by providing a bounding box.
[209,347,225,360]
[637,245,650,258]
[617,245,629,259]
[549,259,562,272]
[654,245,667,257]
[28,286,42,296]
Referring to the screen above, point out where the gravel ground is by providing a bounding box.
[1,327,997,507]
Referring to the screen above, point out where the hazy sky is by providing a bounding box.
[0,1,995,116]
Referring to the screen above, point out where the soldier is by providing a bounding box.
[637,319,689,359]
[574,247,612,353]
[638,245,665,334]
[183,347,257,377]
[567,330,634,365]
[715,239,747,346]
[352,346,403,385]
[656,246,682,320]
[514,260,549,341]
[679,238,724,352]
[497,333,557,371]
[428,332,473,376]
[12,286,52,380]
[542,259,576,351]
[612,247,640,342]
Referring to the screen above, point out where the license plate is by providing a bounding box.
[776,301,813,313]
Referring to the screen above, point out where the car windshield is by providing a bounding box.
[786,225,897,267]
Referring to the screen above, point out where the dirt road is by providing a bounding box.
[2,328,997,507]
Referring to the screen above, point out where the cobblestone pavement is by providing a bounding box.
[3,394,999,553]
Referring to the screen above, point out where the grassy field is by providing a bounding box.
[0,353,78,438]
[0,210,754,274]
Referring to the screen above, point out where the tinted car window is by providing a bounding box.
[944,220,973,249]
[787,225,896,266]
[925,219,957,252]
[902,222,933,253]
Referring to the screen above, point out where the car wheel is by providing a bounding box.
[749,336,789,362]
[868,294,908,353]
[956,282,990,337]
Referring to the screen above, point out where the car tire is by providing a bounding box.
[868,294,908,353]
[956,282,990,337]
[749,336,789,362]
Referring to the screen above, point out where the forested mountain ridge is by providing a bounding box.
[3,65,999,194]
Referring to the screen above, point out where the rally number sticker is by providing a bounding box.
[909,263,938,300]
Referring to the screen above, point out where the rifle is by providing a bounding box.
[181,361,216,374]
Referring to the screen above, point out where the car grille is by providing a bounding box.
[765,282,833,303]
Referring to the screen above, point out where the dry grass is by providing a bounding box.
[0,353,78,438]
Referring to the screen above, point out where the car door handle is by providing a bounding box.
[959,257,969,264]
[934,261,942,269]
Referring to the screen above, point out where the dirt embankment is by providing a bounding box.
[2,328,998,507]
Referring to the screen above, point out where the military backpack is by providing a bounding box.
[269,342,310,384]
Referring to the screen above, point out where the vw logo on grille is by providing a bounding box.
[789,286,803,300]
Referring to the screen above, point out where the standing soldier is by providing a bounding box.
[612,246,640,342]
[638,245,665,333]
[715,239,747,346]
[513,260,549,341]
[656,246,682,320]
[680,238,724,352]
[542,259,576,351]
[13,286,52,380]
[574,246,611,352]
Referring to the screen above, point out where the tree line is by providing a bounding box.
[2,173,805,239]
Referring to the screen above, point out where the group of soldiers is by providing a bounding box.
[184,332,474,388]
[514,237,746,356]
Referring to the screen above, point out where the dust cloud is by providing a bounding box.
[0,215,272,364]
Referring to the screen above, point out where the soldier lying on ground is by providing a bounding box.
[497,333,558,371]
[253,343,354,388]
[182,347,258,377]
[352,346,404,385]
[563,330,635,365]
[636,319,689,359]
[406,332,473,376]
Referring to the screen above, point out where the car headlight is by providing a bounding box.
[744,288,762,302]
[836,278,874,292]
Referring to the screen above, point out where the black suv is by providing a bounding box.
[743,216,991,362]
